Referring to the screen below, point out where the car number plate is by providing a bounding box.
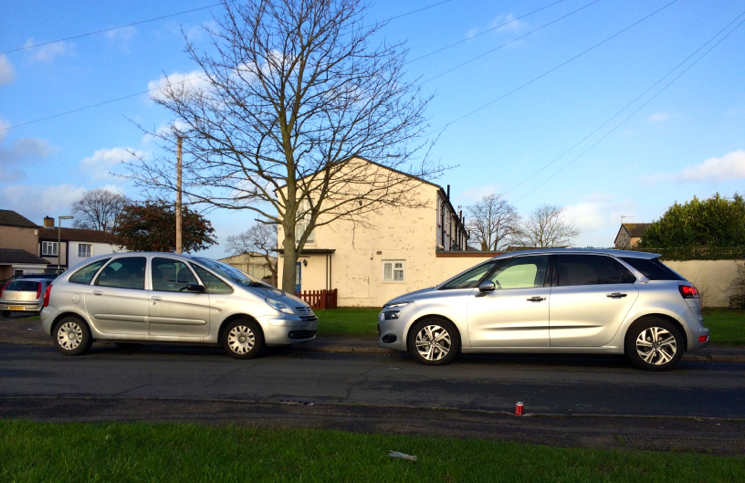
[307,323,317,330]
[8,306,25,310]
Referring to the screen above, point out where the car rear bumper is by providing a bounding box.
[0,302,41,312]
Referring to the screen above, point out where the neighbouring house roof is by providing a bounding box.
[0,249,51,265]
[219,252,278,262]
[276,248,336,255]
[621,223,652,238]
[0,210,37,229]
[38,227,119,244]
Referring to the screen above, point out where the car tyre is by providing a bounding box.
[407,318,460,366]
[1,310,10,318]
[222,319,264,359]
[626,317,684,371]
[53,316,93,356]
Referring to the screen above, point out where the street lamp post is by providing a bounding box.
[57,216,73,274]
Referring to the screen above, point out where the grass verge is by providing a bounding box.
[2,421,744,482]
[703,308,745,345]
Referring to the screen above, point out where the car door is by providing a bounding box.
[549,254,639,347]
[148,257,211,338]
[84,256,149,335]
[467,255,550,348]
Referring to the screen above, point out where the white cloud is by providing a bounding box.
[0,54,15,86]
[147,70,210,102]
[23,39,74,62]
[563,194,637,247]
[455,184,499,205]
[648,112,669,123]
[0,118,10,142]
[0,137,57,181]
[466,27,479,38]
[105,26,138,51]
[641,149,745,184]
[0,184,87,222]
[491,13,527,33]
[80,147,146,181]
[182,21,218,42]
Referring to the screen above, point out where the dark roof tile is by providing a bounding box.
[0,249,51,265]
[622,223,652,238]
[38,227,118,244]
[0,210,37,228]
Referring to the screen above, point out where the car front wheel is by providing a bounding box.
[626,318,684,371]
[222,319,264,359]
[408,318,460,366]
[53,316,93,356]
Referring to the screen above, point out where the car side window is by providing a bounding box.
[487,256,548,289]
[439,262,497,290]
[152,258,198,292]
[95,257,147,290]
[557,255,635,286]
[191,264,233,294]
[69,259,110,285]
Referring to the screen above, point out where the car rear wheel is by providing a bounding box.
[222,319,264,359]
[626,318,684,371]
[53,316,93,356]
[408,318,460,366]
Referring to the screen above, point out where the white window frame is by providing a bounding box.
[295,199,316,244]
[382,260,406,283]
[78,243,92,258]
[42,241,58,257]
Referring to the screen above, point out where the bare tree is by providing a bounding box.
[514,204,580,248]
[71,188,129,232]
[225,223,278,285]
[126,0,441,292]
[466,194,518,251]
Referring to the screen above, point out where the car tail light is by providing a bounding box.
[43,283,53,307]
[679,284,699,299]
[0,281,9,298]
[36,282,42,299]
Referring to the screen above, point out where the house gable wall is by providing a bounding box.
[0,226,38,254]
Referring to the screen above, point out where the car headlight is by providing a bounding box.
[265,298,293,314]
[384,301,411,309]
[382,310,400,320]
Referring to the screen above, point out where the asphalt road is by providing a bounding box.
[2,343,744,418]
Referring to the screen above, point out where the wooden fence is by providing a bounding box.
[296,289,338,309]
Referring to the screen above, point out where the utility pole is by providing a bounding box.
[175,136,183,254]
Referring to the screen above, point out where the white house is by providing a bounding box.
[38,217,126,273]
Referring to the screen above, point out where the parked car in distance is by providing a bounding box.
[1,278,51,317]
[378,248,709,371]
[40,253,317,358]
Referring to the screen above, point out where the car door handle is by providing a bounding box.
[606,292,627,298]
[151,296,163,301]
[527,296,546,302]
[92,290,103,296]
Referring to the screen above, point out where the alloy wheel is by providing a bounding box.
[227,325,256,355]
[57,322,83,351]
[635,327,677,365]
[414,325,451,361]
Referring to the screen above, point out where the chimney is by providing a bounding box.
[43,216,54,228]
[446,185,450,199]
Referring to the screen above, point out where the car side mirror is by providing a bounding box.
[477,280,496,293]
[186,283,206,293]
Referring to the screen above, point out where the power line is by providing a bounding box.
[421,0,601,84]
[428,0,679,134]
[388,0,454,21]
[406,0,565,64]
[1,3,222,56]
[505,8,745,196]
[514,14,745,203]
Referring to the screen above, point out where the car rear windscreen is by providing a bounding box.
[5,280,40,291]
[619,257,685,281]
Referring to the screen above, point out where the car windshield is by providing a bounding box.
[191,257,269,287]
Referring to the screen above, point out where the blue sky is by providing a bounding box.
[1,0,744,258]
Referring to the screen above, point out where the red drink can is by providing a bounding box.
[515,402,524,416]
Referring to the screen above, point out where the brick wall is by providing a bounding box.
[0,226,38,253]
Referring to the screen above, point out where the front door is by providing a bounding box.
[467,255,550,348]
[295,261,302,294]
[149,257,211,338]
[549,254,639,347]
[84,256,149,335]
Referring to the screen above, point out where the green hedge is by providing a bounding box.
[630,247,745,261]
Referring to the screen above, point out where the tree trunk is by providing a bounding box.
[281,228,297,294]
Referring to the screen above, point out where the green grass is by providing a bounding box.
[314,308,745,346]
[315,308,379,336]
[703,308,745,345]
[1,421,743,482]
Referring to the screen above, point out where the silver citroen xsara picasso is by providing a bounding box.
[378,249,709,371]
[41,252,317,358]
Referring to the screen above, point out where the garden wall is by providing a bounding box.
[663,260,744,308]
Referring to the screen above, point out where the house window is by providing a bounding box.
[78,244,92,258]
[42,241,58,256]
[296,199,315,243]
[383,260,405,282]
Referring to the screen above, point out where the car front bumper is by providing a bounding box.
[260,315,318,346]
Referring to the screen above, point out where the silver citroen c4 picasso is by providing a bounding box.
[378,249,709,371]
[40,253,317,358]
